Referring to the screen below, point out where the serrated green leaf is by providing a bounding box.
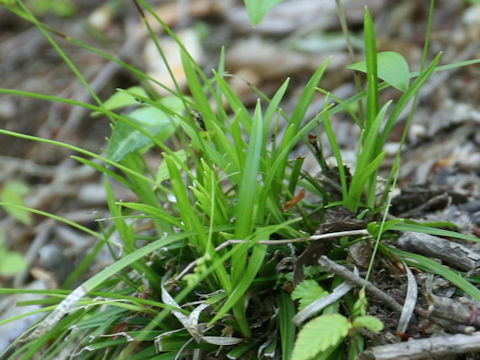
[244,0,284,26]
[291,314,351,360]
[291,280,328,310]
[347,51,410,92]
[352,316,384,333]
[0,181,32,225]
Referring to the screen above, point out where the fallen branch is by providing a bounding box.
[358,332,480,360]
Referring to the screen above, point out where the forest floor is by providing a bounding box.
[2,0,480,358]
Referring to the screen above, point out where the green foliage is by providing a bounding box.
[291,280,328,310]
[278,292,296,360]
[291,314,350,360]
[28,0,75,17]
[290,310,383,360]
[244,0,284,26]
[0,181,32,225]
[0,232,27,276]
[106,94,182,162]
[97,86,148,113]
[347,51,410,92]
[351,316,384,333]
[322,8,440,214]
[2,0,480,359]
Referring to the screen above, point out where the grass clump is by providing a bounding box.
[1,0,480,359]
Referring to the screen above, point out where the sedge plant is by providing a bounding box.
[1,1,480,359]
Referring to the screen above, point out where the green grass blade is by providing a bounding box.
[345,150,386,210]
[244,0,283,26]
[264,78,290,139]
[346,101,391,210]
[165,155,232,292]
[164,156,205,251]
[209,244,267,330]
[62,237,106,289]
[363,8,379,130]
[230,101,264,337]
[0,202,102,239]
[323,98,347,201]
[260,104,333,209]
[213,71,252,134]
[233,101,264,240]
[180,49,216,129]
[15,1,103,108]
[24,231,194,343]
[288,156,305,196]
[80,231,194,291]
[71,156,133,189]
[278,291,296,360]
[388,246,480,303]
[347,51,410,92]
[118,202,182,228]
[392,222,480,243]
[275,60,330,192]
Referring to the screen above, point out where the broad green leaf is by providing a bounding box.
[352,316,384,333]
[291,280,328,310]
[347,51,410,92]
[0,181,32,225]
[379,52,442,149]
[106,99,181,162]
[291,314,351,360]
[105,86,149,109]
[0,248,27,275]
[244,0,284,26]
[93,86,149,116]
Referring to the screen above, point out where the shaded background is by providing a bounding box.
[1,0,480,350]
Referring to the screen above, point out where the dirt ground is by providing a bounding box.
[2,0,480,358]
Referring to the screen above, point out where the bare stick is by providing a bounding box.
[317,255,403,314]
[358,331,480,360]
[174,229,369,282]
